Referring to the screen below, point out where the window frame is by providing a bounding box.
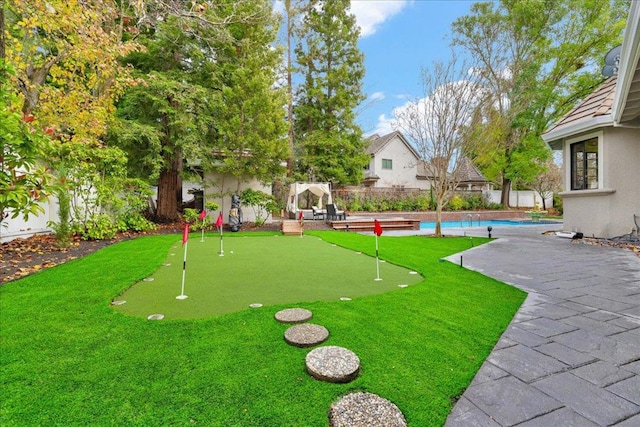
[566,132,602,191]
[381,158,392,170]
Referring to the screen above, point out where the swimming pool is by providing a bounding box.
[420,219,559,229]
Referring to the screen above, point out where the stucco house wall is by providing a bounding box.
[364,131,430,190]
[543,1,640,239]
[202,172,272,224]
[371,140,422,188]
[559,127,640,237]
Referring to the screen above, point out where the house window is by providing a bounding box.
[382,159,392,170]
[570,138,598,190]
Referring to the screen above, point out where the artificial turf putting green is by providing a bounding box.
[113,234,423,319]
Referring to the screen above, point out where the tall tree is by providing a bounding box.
[294,0,368,184]
[110,1,285,221]
[204,0,288,193]
[394,53,480,237]
[279,0,317,177]
[109,11,216,222]
[452,0,628,207]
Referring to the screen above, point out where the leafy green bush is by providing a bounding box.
[183,208,208,231]
[75,213,117,240]
[241,189,277,226]
[553,193,563,215]
[49,185,72,248]
[448,195,466,211]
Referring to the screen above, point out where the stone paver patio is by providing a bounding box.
[440,225,640,426]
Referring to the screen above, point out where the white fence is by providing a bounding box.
[486,190,553,209]
[1,199,58,243]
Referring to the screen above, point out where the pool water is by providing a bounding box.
[420,219,558,229]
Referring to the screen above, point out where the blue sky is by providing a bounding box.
[350,0,475,136]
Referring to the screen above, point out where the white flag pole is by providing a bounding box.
[219,225,224,256]
[200,220,205,242]
[177,240,188,299]
[374,233,382,281]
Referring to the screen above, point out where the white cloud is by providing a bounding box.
[369,91,385,101]
[372,79,482,140]
[350,0,411,37]
[366,113,395,137]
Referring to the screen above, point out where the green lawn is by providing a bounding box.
[0,231,525,426]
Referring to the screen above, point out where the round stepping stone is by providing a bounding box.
[305,346,360,383]
[339,297,352,301]
[329,392,407,427]
[249,303,263,308]
[143,277,154,282]
[110,300,126,306]
[147,314,164,320]
[275,308,312,324]
[284,323,329,347]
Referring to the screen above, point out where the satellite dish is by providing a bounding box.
[602,45,622,76]
[602,65,617,77]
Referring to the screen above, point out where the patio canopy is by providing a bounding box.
[286,182,333,213]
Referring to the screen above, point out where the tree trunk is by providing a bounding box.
[435,199,443,237]
[156,169,179,222]
[156,151,182,222]
[500,177,512,208]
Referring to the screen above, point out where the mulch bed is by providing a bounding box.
[1,219,331,284]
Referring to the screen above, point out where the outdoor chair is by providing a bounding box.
[326,204,345,221]
[312,206,326,221]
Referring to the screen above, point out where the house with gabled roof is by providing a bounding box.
[363,131,429,189]
[363,130,489,192]
[454,156,491,191]
[542,1,640,238]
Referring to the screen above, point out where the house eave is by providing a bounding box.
[542,116,613,149]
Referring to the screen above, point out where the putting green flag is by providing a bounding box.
[182,222,190,245]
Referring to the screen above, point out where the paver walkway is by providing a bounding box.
[443,226,640,426]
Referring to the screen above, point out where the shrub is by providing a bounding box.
[553,193,563,215]
[448,195,466,211]
[241,189,277,226]
[75,213,117,240]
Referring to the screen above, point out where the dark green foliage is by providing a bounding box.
[293,0,369,184]
[50,187,71,248]
[553,193,563,215]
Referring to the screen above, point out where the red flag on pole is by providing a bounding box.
[199,209,206,220]
[299,211,304,221]
[182,222,190,245]
[215,212,223,228]
[374,219,383,236]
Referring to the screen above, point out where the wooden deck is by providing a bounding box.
[330,218,420,232]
